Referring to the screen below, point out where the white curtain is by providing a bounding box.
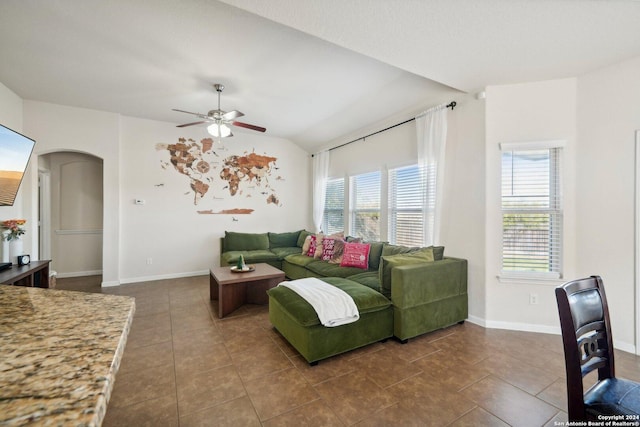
[312,150,330,232]
[416,104,448,246]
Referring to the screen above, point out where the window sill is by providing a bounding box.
[497,274,565,286]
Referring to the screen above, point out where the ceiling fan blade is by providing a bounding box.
[232,121,266,133]
[176,120,208,128]
[222,110,244,121]
[172,108,208,119]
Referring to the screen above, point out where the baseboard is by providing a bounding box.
[467,314,637,354]
[119,270,209,285]
[101,280,120,287]
[466,315,486,327]
[467,314,559,334]
[613,339,636,354]
[484,319,561,335]
[56,270,102,279]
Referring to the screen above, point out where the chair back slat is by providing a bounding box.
[581,357,607,377]
[576,328,609,372]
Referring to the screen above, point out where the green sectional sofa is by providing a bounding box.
[219,230,468,363]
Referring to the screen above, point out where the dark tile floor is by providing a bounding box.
[55,275,640,426]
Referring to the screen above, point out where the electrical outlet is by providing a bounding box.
[146,258,153,265]
[529,293,539,305]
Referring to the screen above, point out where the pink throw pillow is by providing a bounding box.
[306,235,317,257]
[340,242,371,269]
[321,238,336,261]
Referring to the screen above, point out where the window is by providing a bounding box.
[350,171,381,241]
[322,178,344,235]
[501,143,563,277]
[388,164,426,246]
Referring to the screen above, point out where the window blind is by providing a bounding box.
[350,171,381,241]
[322,178,345,235]
[501,147,562,277]
[388,164,426,246]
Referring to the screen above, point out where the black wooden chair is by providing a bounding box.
[555,275,640,420]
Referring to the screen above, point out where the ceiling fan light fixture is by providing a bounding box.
[207,123,231,138]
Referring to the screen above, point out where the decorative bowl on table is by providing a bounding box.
[230,265,255,273]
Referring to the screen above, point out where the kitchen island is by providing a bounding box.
[0,284,135,426]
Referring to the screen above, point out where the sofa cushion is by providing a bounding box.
[297,230,312,247]
[221,249,279,266]
[284,254,319,268]
[381,244,444,261]
[269,231,301,248]
[367,241,386,270]
[224,231,269,251]
[306,260,372,278]
[270,247,302,259]
[348,271,381,292]
[382,244,417,257]
[267,277,391,327]
[379,248,435,297]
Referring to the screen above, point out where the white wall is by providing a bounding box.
[118,116,311,282]
[23,101,121,285]
[576,56,640,351]
[442,95,486,322]
[485,78,578,333]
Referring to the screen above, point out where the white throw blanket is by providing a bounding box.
[279,278,359,327]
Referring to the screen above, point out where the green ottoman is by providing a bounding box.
[267,277,393,364]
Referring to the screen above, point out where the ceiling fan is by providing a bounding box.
[172,83,266,137]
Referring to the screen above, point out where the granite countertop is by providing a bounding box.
[0,285,135,426]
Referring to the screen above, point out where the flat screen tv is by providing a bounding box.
[0,124,35,206]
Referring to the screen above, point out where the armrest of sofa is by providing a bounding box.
[390,257,467,308]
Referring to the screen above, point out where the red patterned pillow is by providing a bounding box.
[340,242,371,269]
[321,238,337,261]
[306,235,318,257]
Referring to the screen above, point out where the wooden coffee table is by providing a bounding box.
[210,263,285,318]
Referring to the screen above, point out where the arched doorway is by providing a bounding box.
[38,151,103,280]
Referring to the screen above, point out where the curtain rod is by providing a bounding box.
[312,101,456,156]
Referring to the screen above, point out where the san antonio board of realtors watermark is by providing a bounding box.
[554,415,639,427]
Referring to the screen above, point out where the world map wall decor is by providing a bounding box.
[156,137,283,215]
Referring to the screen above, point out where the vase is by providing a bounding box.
[1,232,8,263]
[9,238,23,265]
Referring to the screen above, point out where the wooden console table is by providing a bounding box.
[0,260,51,288]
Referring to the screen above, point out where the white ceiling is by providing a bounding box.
[1,0,639,153]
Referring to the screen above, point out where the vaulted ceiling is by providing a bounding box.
[1,0,639,153]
